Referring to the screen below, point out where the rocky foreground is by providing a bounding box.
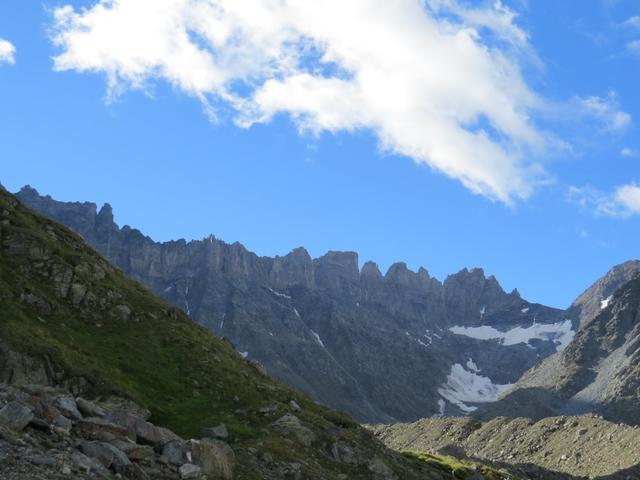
[0,379,235,480]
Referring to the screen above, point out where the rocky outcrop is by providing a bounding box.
[16,186,571,423]
[0,380,235,480]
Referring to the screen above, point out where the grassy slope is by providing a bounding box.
[0,188,517,479]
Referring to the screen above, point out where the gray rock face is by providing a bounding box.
[477,272,640,425]
[189,438,235,480]
[80,441,131,469]
[269,414,316,447]
[0,401,33,431]
[568,260,640,330]
[17,186,572,422]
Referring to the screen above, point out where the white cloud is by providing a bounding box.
[569,183,640,217]
[50,0,555,204]
[0,39,15,65]
[574,92,632,134]
[625,16,640,31]
[621,147,637,157]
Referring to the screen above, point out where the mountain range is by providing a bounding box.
[16,185,639,425]
[2,184,524,479]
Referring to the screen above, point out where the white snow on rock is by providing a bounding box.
[240,351,249,359]
[600,295,613,310]
[438,363,512,413]
[521,307,530,313]
[449,320,575,352]
[293,308,301,318]
[480,305,486,316]
[466,358,480,372]
[310,330,325,348]
[437,399,446,416]
[268,288,291,300]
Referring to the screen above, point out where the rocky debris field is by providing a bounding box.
[0,382,236,479]
[371,415,640,479]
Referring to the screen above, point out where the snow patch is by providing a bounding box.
[466,358,480,372]
[480,305,486,316]
[449,320,575,352]
[310,330,325,347]
[417,339,430,348]
[521,307,530,313]
[438,363,512,413]
[268,288,291,300]
[437,399,446,416]
[293,308,301,318]
[240,351,249,359]
[600,295,613,310]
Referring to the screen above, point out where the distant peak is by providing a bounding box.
[287,246,311,259]
[18,185,40,196]
[317,250,359,265]
[361,261,382,278]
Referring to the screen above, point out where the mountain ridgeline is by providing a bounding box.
[0,186,532,479]
[17,186,584,423]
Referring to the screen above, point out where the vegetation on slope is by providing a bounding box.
[0,188,518,479]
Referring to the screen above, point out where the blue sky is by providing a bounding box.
[1,0,639,308]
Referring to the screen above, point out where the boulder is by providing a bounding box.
[110,439,155,461]
[71,451,110,476]
[179,463,203,479]
[80,440,131,470]
[190,438,235,480]
[269,414,316,447]
[76,397,106,418]
[54,395,83,420]
[161,440,189,466]
[0,401,34,431]
[75,417,130,439]
[134,419,182,447]
[202,423,228,440]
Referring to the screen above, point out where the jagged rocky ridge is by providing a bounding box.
[15,186,572,423]
[475,262,640,425]
[0,186,521,479]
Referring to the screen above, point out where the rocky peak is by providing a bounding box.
[313,251,360,291]
[385,262,423,290]
[361,261,383,279]
[269,247,314,289]
[442,268,510,325]
[96,203,115,226]
[569,260,640,330]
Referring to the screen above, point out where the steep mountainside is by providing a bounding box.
[476,266,640,425]
[0,187,521,479]
[371,415,640,479]
[567,260,640,330]
[16,186,571,423]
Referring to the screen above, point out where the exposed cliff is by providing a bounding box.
[16,186,570,423]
